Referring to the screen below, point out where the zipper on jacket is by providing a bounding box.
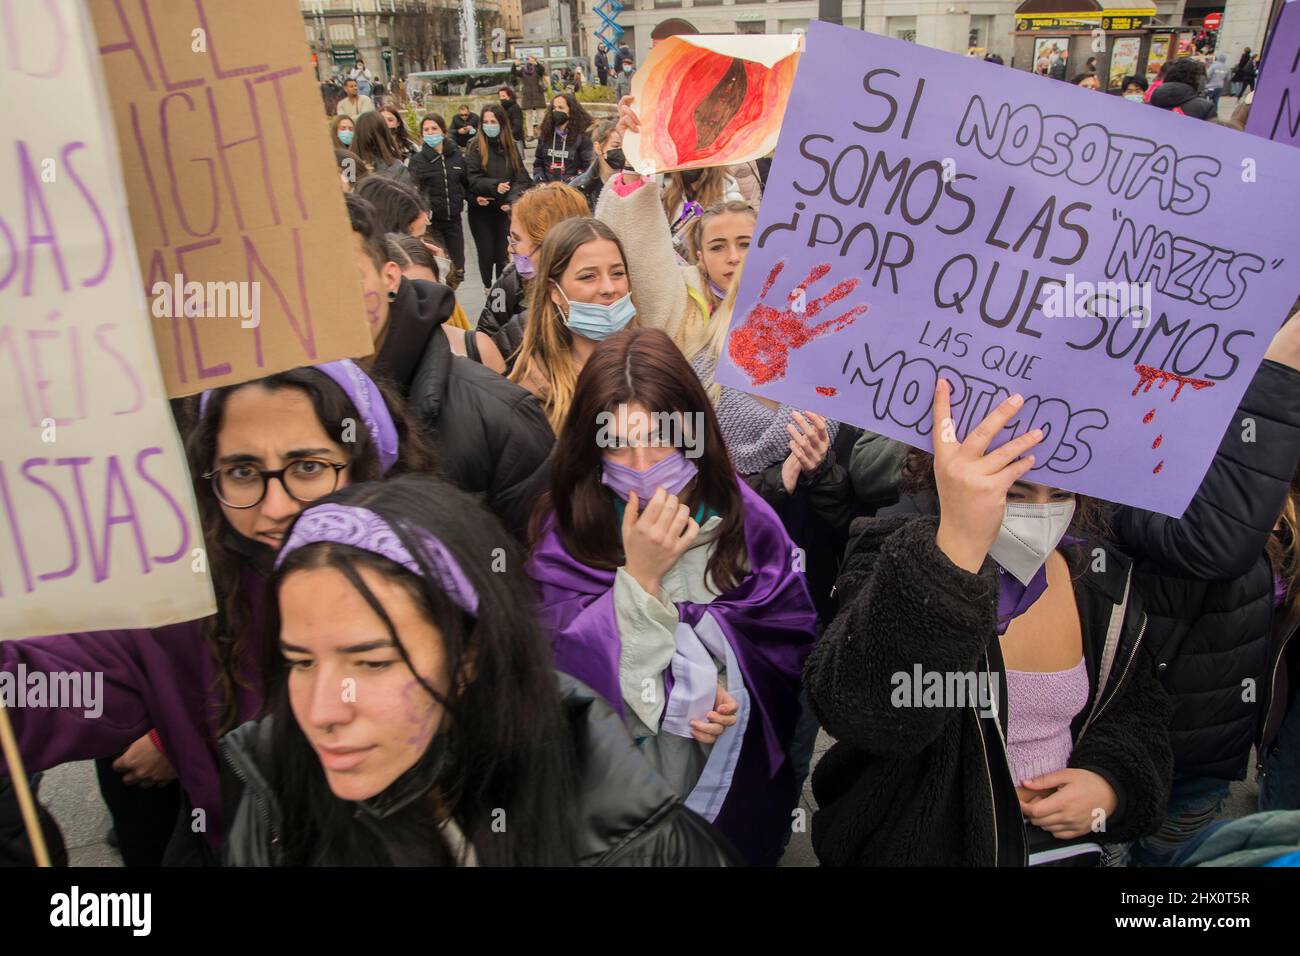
[982,651,1029,866]
[971,694,1000,867]
[219,739,280,858]
[1077,613,1147,745]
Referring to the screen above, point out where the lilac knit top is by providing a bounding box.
[1005,658,1089,785]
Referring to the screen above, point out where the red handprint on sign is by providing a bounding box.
[728,261,869,386]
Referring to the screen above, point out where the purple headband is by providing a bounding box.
[275,503,479,615]
[198,360,399,474]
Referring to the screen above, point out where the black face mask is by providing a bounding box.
[551,109,569,126]
[681,168,705,186]
[603,147,627,171]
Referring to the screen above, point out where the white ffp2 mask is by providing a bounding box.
[988,500,1076,585]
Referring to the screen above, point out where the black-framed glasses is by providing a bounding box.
[203,458,348,509]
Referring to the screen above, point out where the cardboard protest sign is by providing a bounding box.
[716,21,1300,518]
[89,0,375,397]
[623,34,801,176]
[0,0,214,639]
[1247,0,1300,146]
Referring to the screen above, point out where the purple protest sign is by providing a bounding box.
[1247,0,1300,145]
[715,20,1300,517]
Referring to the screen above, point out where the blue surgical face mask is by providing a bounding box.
[423,133,444,148]
[483,123,501,138]
[553,282,635,340]
[338,129,354,146]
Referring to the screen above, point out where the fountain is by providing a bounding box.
[459,0,480,69]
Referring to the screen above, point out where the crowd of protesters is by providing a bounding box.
[2,36,1299,871]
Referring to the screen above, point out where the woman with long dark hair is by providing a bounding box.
[352,110,413,184]
[0,363,436,863]
[527,327,817,865]
[378,104,417,159]
[464,103,531,287]
[408,112,468,284]
[221,475,737,865]
[533,92,594,185]
[806,382,1174,866]
[496,85,526,145]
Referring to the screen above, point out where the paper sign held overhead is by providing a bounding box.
[623,34,801,176]
[0,0,214,639]
[716,21,1300,518]
[90,0,375,397]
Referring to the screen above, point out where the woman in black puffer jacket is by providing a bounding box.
[409,113,468,283]
[807,385,1172,866]
[222,478,739,867]
[464,104,531,288]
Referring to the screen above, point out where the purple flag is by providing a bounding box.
[716,21,1300,518]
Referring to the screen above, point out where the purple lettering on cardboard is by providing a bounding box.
[102,454,151,580]
[135,447,190,564]
[99,0,157,90]
[130,101,172,248]
[62,142,115,288]
[253,66,308,220]
[0,325,39,426]
[244,227,316,363]
[2,0,67,80]
[20,458,80,582]
[174,237,233,379]
[0,460,35,595]
[144,247,187,384]
[139,0,203,92]
[56,456,99,583]
[17,139,70,297]
[26,328,73,426]
[195,0,268,79]
[94,324,145,416]
[205,85,245,231]
[0,214,18,292]
[160,92,219,238]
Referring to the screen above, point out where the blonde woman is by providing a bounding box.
[508,217,637,431]
[478,182,590,364]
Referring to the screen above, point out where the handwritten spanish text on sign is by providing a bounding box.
[1247,0,1300,147]
[1,0,214,639]
[716,21,1300,517]
[90,0,374,397]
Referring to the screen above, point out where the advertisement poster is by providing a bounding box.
[1108,37,1141,91]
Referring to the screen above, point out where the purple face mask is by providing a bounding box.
[601,451,699,504]
[512,252,535,279]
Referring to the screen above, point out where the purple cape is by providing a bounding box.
[527,479,817,865]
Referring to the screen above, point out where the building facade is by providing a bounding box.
[301,0,509,77]
[573,0,1275,69]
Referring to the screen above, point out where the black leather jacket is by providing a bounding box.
[220,675,741,866]
[569,159,605,212]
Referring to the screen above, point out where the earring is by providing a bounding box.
[386,289,397,302]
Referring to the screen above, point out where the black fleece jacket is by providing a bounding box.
[370,278,553,538]
[806,516,1173,866]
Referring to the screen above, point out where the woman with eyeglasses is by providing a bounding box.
[0,363,436,864]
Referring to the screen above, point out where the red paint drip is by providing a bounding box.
[729,262,870,386]
[815,386,838,397]
[1153,460,1165,474]
[1142,409,1156,424]
[1152,434,1163,449]
[1131,364,1215,402]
